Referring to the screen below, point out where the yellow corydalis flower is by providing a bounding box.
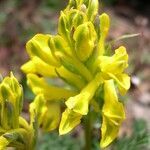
[65,73,103,115]
[73,22,97,61]
[59,73,103,134]
[27,74,76,100]
[98,13,110,56]
[59,108,82,135]
[21,0,130,148]
[100,80,125,148]
[99,46,130,95]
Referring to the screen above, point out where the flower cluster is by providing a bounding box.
[21,0,130,148]
[0,73,35,150]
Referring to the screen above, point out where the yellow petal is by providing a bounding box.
[0,73,23,129]
[98,13,110,55]
[0,136,9,150]
[73,22,97,61]
[56,66,86,90]
[55,51,93,82]
[100,80,125,148]
[99,13,110,38]
[65,72,103,115]
[42,102,60,131]
[87,0,99,22]
[58,11,70,42]
[29,94,47,125]
[100,116,119,148]
[114,46,128,62]
[26,34,60,67]
[21,60,36,74]
[21,57,57,77]
[27,74,76,100]
[99,46,128,75]
[59,108,82,135]
[65,92,90,115]
[109,73,130,95]
[30,95,60,131]
[69,10,87,29]
[49,35,72,56]
[58,9,87,41]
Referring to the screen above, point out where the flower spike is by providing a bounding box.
[21,0,131,148]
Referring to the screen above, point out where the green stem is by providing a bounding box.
[84,111,92,150]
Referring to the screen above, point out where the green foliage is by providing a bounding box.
[36,120,150,150]
[37,132,81,150]
[112,119,150,150]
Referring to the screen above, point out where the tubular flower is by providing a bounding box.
[59,108,82,135]
[21,0,130,148]
[0,73,35,150]
[98,46,130,95]
[100,80,126,148]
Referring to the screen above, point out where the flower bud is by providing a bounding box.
[68,10,87,29]
[26,34,60,67]
[98,13,110,55]
[73,22,97,61]
[58,12,70,41]
[30,95,60,131]
[67,0,77,9]
[0,73,23,129]
[87,0,99,22]
[49,35,72,56]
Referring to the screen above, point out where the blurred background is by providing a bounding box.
[0,0,150,149]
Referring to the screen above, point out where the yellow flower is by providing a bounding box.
[59,73,103,135]
[26,73,76,100]
[73,22,97,61]
[99,46,130,95]
[21,56,57,77]
[30,94,60,131]
[98,13,110,56]
[65,73,103,115]
[0,136,10,150]
[0,73,35,149]
[26,34,60,67]
[59,108,82,135]
[100,80,125,148]
[21,0,131,148]
[0,72,23,129]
